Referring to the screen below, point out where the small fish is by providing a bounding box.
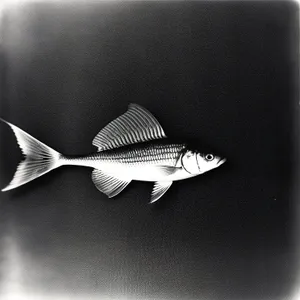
[0,104,226,203]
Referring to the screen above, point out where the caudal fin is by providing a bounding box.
[1,119,61,191]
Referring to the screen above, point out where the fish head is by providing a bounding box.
[181,150,226,175]
[196,152,226,174]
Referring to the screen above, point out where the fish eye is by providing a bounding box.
[205,154,214,161]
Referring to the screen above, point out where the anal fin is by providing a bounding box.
[92,169,131,198]
[150,181,173,204]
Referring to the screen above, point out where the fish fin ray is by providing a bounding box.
[92,104,167,151]
[0,119,61,191]
[155,165,180,177]
[92,169,131,198]
[150,181,173,203]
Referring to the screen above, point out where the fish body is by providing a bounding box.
[62,140,186,181]
[1,104,226,203]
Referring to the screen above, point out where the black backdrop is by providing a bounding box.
[0,1,299,299]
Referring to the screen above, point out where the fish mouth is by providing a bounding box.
[217,158,227,165]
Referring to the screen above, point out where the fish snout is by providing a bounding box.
[217,158,227,166]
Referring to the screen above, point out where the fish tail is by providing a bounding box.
[1,118,62,191]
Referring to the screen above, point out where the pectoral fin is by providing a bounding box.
[92,169,131,198]
[150,181,173,204]
[155,166,180,177]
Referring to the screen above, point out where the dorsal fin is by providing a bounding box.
[92,104,167,151]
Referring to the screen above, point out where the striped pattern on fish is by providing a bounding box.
[63,141,186,166]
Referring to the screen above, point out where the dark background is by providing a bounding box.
[0,1,299,299]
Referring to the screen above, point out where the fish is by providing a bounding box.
[0,104,226,203]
